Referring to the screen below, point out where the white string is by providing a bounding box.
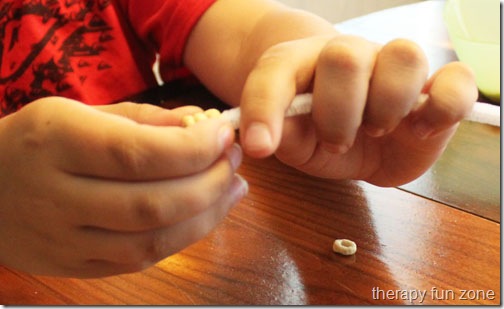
[220,93,501,129]
[468,101,501,127]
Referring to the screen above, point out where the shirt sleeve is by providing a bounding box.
[116,0,216,82]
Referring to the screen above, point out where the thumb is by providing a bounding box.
[239,68,295,158]
[239,37,329,158]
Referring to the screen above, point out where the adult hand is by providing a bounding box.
[0,97,247,278]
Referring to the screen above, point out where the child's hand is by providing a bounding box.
[238,35,478,186]
[0,97,247,278]
[183,1,478,187]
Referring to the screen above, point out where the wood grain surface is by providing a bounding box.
[0,151,500,305]
[0,1,500,305]
[401,121,500,222]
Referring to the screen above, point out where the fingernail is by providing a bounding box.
[226,143,243,170]
[365,125,387,138]
[231,174,249,200]
[413,119,434,140]
[244,122,273,155]
[219,124,234,149]
[334,144,350,154]
[322,142,351,154]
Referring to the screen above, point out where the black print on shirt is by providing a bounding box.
[0,0,113,115]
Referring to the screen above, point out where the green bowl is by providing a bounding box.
[444,0,500,102]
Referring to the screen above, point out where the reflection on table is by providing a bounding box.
[0,1,500,305]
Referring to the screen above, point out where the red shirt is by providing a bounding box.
[0,0,215,116]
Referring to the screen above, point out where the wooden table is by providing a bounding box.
[0,1,500,305]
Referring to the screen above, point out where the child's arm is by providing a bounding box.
[183,0,477,186]
[184,0,336,108]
